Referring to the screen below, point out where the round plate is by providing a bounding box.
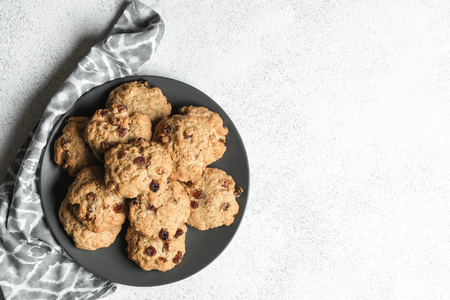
[39,76,249,286]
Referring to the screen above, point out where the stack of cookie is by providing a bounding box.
[54,80,243,272]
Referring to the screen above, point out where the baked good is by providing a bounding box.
[106,80,172,127]
[178,106,228,164]
[58,196,122,250]
[53,116,99,177]
[153,106,228,182]
[84,104,152,161]
[67,165,128,233]
[183,168,241,230]
[104,139,173,199]
[126,224,187,271]
[128,180,190,238]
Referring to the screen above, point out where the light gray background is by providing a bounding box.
[2,0,450,299]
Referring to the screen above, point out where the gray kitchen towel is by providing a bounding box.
[0,1,164,299]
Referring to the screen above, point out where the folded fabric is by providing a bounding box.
[0,1,164,299]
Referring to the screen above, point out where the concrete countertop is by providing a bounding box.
[2,0,450,299]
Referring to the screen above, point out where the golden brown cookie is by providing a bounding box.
[128,180,190,238]
[178,106,228,164]
[126,224,187,272]
[58,196,122,250]
[84,104,152,161]
[53,116,99,177]
[183,168,242,231]
[106,80,172,127]
[67,165,128,233]
[104,139,173,199]
[153,106,228,182]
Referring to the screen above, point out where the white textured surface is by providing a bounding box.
[2,0,450,298]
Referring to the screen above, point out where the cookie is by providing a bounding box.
[183,168,242,231]
[126,224,187,272]
[153,106,228,182]
[104,139,173,199]
[67,165,128,233]
[178,106,228,164]
[58,196,122,250]
[84,104,152,161]
[128,180,190,238]
[106,80,172,127]
[53,116,99,177]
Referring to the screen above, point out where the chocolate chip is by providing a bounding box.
[183,131,192,139]
[145,246,156,257]
[219,138,227,146]
[190,201,198,209]
[158,257,167,263]
[223,203,230,211]
[118,152,126,159]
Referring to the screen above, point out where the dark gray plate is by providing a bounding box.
[39,76,249,286]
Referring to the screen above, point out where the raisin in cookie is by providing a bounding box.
[183,168,242,231]
[67,165,127,233]
[53,116,99,176]
[126,224,187,272]
[104,139,172,199]
[153,106,228,182]
[84,104,152,161]
[128,180,190,238]
[106,80,171,127]
[58,196,122,250]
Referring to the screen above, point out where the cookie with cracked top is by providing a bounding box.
[126,224,187,272]
[106,80,172,127]
[67,165,127,233]
[53,116,100,177]
[152,106,228,182]
[104,139,173,199]
[58,196,122,250]
[182,167,241,231]
[84,104,152,161]
[128,179,190,238]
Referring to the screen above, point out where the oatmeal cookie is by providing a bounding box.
[106,80,172,126]
[58,196,122,250]
[53,116,99,176]
[104,139,173,199]
[126,224,187,271]
[128,180,190,238]
[183,168,242,231]
[84,104,152,161]
[153,106,228,182]
[67,165,128,233]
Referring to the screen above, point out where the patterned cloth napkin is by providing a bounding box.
[0,1,164,299]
